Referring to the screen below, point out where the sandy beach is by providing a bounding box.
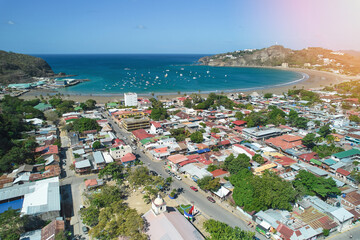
[19,68,356,104]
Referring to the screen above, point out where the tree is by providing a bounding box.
[92,141,102,149]
[211,128,220,134]
[55,230,68,240]
[294,117,308,129]
[318,124,331,138]
[207,164,219,172]
[230,169,296,211]
[71,118,101,133]
[302,133,316,149]
[322,229,330,237]
[203,219,255,240]
[252,154,264,164]
[190,131,203,143]
[199,122,206,128]
[293,170,341,199]
[264,93,273,99]
[235,111,244,120]
[98,162,124,183]
[44,110,59,123]
[127,166,153,187]
[183,98,192,108]
[197,176,221,191]
[150,107,168,121]
[224,154,250,174]
[349,115,360,123]
[85,99,97,110]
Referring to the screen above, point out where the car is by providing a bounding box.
[150,170,158,176]
[190,186,198,192]
[175,175,182,180]
[82,226,89,234]
[207,196,216,203]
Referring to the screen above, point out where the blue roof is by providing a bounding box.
[323,159,337,166]
[0,199,24,214]
[243,143,261,151]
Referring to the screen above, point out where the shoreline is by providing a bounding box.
[19,67,356,103]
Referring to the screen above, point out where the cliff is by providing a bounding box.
[0,51,54,85]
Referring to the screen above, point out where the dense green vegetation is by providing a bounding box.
[0,96,42,173]
[0,209,47,240]
[203,219,255,240]
[287,89,320,104]
[293,170,341,198]
[149,98,169,120]
[190,131,203,143]
[66,117,101,133]
[194,93,235,110]
[170,128,189,142]
[0,50,54,84]
[80,99,97,110]
[312,144,344,158]
[224,154,251,175]
[48,97,75,114]
[231,169,297,211]
[197,176,221,192]
[252,154,264,164]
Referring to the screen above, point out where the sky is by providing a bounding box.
[0,0,360,54]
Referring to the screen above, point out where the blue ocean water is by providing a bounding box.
[35,54,304,95]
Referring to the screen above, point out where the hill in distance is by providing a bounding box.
[199,45,360,76]
[0,50,55,85]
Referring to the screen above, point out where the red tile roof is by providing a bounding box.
[154,147,168,153]
[218,140,231,146]
[168,154,188,164]
[232,120,247,126]
[35,145,59,155]
[41,220,65,240]
[299,152,319,161]
[276,223,294,240]
[85,179,98,188]
[121,153,136,163]
[274,156,297,167]
[132,129,154,141]
[151,121,162,128]
[211,169,229,177]
[178,159,197,167]
[336,168,351,176]
[265,134,303,150]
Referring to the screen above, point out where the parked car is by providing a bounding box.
[207,196,216,203]
[175,175,182,180]
[150,170,158,176]
[190,186,198,192]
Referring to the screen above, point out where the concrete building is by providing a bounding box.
[124,92,138,106]
[109,145,132,160]
[0,177,60,220]
[122,117,150,131]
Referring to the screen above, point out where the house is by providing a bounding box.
[332,149,360,161]
[232,120,247,126]
[121,153,137,166]
[242,127,282,140]
[41,219,65,240]
[93,151,106,170]
[329,208,354,232]
[265,134,303,151]
[167,154,189,171]
[75,159,91,174]
[150,121,163,135]
[109,145,132,160]
[0,177,61,220]
[85,179,104,189]
[210,169,229,178]
[336,168,351,181]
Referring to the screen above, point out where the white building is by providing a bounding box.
[124,92,138,107]
[109,145,132,159]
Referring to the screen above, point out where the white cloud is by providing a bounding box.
[136,25,147,30]
[8,20,15,25]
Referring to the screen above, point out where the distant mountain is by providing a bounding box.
[0,51,54,85]
[199,45,360,75]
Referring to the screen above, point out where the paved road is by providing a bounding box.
[60,131,94,240]
[327,223,360,240]
[104,110,266,239]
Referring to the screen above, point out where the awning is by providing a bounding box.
[310,158,322,166]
